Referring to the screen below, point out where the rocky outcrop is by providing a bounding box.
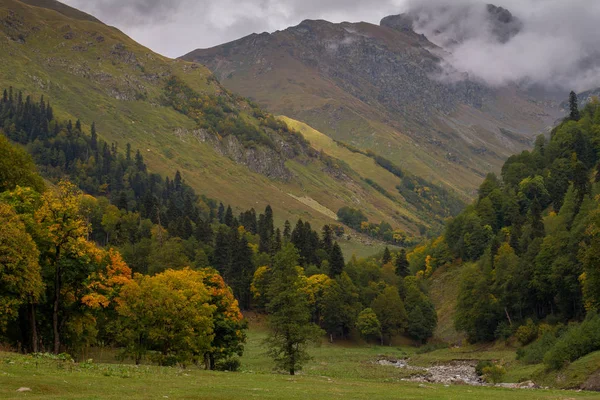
[176,128,293,181]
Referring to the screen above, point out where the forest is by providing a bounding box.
[412,94,600,370]
[0,88,436,374]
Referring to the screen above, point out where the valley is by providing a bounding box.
[1,0,600,398]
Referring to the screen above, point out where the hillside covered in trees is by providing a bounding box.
[413,95,600,371]
[0,88,436,374]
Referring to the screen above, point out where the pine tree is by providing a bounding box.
[283,220,291,242]
[217,203,225,224]
[395,249,410,277]
[329,242,345,277]
[265,244,323,375]
[90,122,98,151]
[224,205,234,227]
[321,225,334,255]
[569,91,580,121]
[229,233,254,309]
[258,205,275,253]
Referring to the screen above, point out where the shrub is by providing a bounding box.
[494,321,512,340]
[516,332,558,365]
[543,313,600,370]
[475,360,493,376]
[215,357,241,372]
[482,364,506,384]
[516,319,538,345]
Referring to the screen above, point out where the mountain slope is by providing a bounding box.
[182,17,561,200]
[0,0,450,256]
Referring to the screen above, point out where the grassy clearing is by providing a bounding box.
[1,320,598,399]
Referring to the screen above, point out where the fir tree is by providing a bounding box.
[569,91,580,121]
[265,244,323,375]
[329,242,345,277]
[395,249,410,278]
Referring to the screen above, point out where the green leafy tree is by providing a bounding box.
[455,263,502,343]
[404,277,437,343]
[321,272,361,340]
[265,244,323,375]
[0,134,44,193]
[356,308,381,343]
[371,286,408,344]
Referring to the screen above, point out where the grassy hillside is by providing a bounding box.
[0,0,443,257]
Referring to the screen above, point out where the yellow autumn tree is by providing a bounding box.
[0,202,43,344]
[198,269,247,370]
[35,181,101,354]
[114,268,216,366]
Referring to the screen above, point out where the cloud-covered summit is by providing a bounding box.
[401,0,600,92]
[61,0,600,92]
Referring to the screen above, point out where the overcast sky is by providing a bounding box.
[62,0,408,57]
[61,0,600,91]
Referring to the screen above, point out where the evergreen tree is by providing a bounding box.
[283,220,291,242]
[224,205,234,227]
[265,244,323,375]
[328,242,345,277]
[569,91,580,121]
[229,233,254,310]
[258,205,274,253]
[217,203,225,224]
[321,225,334,254]
[395,249,410,277]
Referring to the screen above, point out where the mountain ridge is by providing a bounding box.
[182,14,561,200]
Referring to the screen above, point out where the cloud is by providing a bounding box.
[62,0,405,58]
[61,0,600,91]
[404,0,600,91]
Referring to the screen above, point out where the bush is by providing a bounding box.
[516,319,538,345]
[215,357,241,372]
[475,360,493,376]
[543,313,600,370]
[482,364,506,384]
[516,332,558,365]
[494,321,512,340]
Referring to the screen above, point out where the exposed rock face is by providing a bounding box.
[177,128,294,181]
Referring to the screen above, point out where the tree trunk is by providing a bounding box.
[209,353,215,370]
[290,368,295,376]
[30,303,38,353]
[53,254,61,354]
[504,307,512,326]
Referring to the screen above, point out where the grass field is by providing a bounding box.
[2,320,598,399]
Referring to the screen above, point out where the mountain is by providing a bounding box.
[0,0,462,256]
[182,13,561,201]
